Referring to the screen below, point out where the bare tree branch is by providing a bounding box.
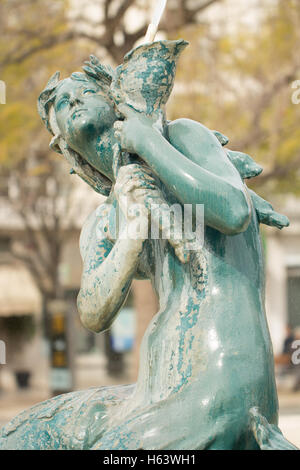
[252,155,300,185]
[232,65,300,150]
[104,0,110,21]
[6,151,79,301]
[0,0,223,66]
[13,252,50,296]
[191,0,222,15]
[115,0,136,24]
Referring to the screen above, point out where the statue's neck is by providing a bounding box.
[76,127,116,182]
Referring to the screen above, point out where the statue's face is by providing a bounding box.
[53,78,117,165]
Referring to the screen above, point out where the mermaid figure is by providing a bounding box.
[0,40,297,450]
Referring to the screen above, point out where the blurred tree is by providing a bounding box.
[10,158,79,298]
[0,0,222,66]
[1,0,300,336]
[169,0,300,197]
[0,1,92,334]
[0,0,222,334]
[5,154,86,336]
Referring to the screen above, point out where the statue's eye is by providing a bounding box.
[56,97,69,111]
[83,89,97,95]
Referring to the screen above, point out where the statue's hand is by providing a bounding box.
[113,104,164,155]
[114,163,192,263]
[114,163,162,238]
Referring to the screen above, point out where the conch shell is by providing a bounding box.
[111,39,188,115]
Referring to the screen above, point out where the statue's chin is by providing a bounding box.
[68,117,99,141]
[63,122,116,180]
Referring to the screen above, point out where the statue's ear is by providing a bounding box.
[49,134,63,154]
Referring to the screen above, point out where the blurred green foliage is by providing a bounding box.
[0,0,89,173]
[0,0,299,198]
[169,0,300,197]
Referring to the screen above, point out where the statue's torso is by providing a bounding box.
[102,197,278,429]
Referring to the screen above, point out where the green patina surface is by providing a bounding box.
[0,40,297,450]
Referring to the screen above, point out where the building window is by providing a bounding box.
[287,267,300,329]
[0,177,9,197]
[0,236,11,253]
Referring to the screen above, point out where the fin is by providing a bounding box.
[249,407,298,450]
[227,150,263,179]
[212,130,229,146]
[249,189,290,229]
[212,130,263,180]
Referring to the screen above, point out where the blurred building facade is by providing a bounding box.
[0,0,299,395]
[266,198,300,355]
[0,174,157,393]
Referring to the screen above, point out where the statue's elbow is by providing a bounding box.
[77,294,110,333]
[78,309,104,333]
[226,197,251,235]
[81,315,108,334]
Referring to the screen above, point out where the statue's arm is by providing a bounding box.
[116,109,251,235]
[77,204,143,333]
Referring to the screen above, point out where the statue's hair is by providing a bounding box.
[37,57,117,196]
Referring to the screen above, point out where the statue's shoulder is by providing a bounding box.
[167,118,237,180]
[167,118,214,141]
[167,118,225,159]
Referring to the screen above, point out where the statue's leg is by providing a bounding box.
[91,393,251,450]
[0,384,135,450]
[94,406,297,451]
[92,387,298,450]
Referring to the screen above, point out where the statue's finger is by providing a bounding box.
[113,121,123,131]
[117,103,138,119]
[112,143,122,180]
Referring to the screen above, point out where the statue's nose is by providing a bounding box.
[70,97,83,106]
